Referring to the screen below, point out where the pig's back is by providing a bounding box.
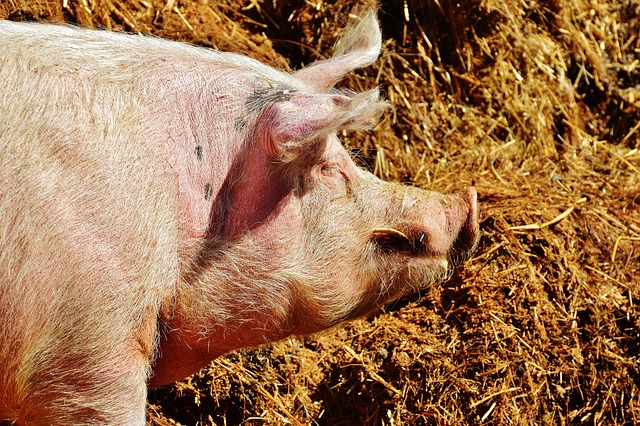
[0,20,287,86]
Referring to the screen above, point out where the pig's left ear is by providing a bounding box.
[259,90,386,163]
[294,9,381,90]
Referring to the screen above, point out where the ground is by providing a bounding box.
[1,0,638,424]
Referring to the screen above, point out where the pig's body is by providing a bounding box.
[0,13,479,425]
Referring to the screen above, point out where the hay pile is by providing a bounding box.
[1,0,638,424]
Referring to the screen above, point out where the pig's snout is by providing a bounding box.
[434,186,480,262]
[450,187,480,255]
[371,187,480,264]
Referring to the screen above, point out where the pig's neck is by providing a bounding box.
[155,143,311,387]
[150,235,301,387]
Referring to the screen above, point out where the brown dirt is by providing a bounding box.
[1,0,638,424]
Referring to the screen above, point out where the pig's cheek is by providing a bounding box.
[254,196,305,254]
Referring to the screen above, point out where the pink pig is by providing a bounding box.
[0,10,479,425]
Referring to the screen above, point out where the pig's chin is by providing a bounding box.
[363,254,450,308]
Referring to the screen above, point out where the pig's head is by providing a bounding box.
[170,10,479,372]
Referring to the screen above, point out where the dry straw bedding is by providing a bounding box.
[1,0,638,424]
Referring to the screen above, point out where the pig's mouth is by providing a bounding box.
[370,225,476,273]
[371,227,431,257]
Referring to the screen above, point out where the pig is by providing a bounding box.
[0,9,479,425]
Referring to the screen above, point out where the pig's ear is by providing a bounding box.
[258,90,387,163]
[294,9,381,90]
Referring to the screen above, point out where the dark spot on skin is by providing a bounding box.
[204,183,213,201]
[194,145,202,161]
[246,85,296,114]
[345,180,353,196]
[234,117,247,132]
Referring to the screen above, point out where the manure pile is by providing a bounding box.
[1,0,638,424]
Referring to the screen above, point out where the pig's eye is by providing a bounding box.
[320,164,337,176]
[320,164,351,193]
[321,165,348,181]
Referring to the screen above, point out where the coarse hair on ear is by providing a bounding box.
[255,89,387,164]
[294,8,382,91]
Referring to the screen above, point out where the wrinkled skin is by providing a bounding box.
[0,11,479,425]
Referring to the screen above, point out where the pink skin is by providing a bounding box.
[150,103,479,385]
[0,12,479,423]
